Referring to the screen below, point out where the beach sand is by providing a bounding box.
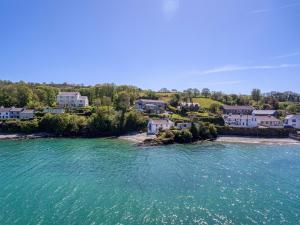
[119,133,155,143]
[216,136,300,145]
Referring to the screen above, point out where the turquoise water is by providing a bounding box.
[1,139,300,225]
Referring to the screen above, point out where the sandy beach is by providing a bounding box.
[216,136,300,145]
[119,133,155,143]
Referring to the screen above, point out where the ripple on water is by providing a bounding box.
[1,139,300,224]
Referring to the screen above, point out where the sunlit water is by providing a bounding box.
[1,138,300,224]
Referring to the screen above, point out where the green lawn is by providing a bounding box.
[192,97,223,109]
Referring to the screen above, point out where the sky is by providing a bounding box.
[0,0,300,94]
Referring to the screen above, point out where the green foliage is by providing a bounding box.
[123,111,148,132]
[174,129,193,143]
[39,113,87,135]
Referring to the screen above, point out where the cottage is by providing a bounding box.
[0,107,10,119]
[57,92,89,108]
[135,99,166,114]
[223,114,257,128]
[9,107,23,119]
[147,119,174,134]
[222,105,254,115]
[43,107,65,114]
[284,115,300,129]
[176,122,192,130]
[256,116,283,128]
[178,102,200,111]
[20,109,35,120]
[252,110,278,117]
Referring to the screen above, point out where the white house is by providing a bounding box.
[0,107,10,119]
[223,114,257,128]
[256,116,283,128]
[284,115,300,129]
[57,92,89,108]
[9,107,24,119]
[20,109,35,119]
[147,119,174,134]
[43,107,65,114]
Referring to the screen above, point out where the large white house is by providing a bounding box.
[57,92,89,108]
[147,119,174,134]
[223,114,257,128]
[284,115,300,129]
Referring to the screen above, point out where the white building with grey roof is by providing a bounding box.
[57,92,89,108]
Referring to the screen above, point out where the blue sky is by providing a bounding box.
[0,0,299,93]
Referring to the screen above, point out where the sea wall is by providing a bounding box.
[217,126,295,138]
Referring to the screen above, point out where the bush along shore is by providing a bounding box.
[0,109,148,138]
[143,122,218,146]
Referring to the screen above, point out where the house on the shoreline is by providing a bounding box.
[252,110,278,117]
[284,115,300,129]
[0,107,10,119]
[43,107,65,114]
[223,114,257,128]
[178,102,200,112]
[256,116,283,128]
[147,119,174,134]
[135,99,166,114]
[57,92,89,108]
[9,107,23,119]
[222,105,254,115]
[20,109,35,119]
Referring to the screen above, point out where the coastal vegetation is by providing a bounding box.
[1,80,300,142]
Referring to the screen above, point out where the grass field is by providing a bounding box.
[192,97,223,109]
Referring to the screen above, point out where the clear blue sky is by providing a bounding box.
[0,0,299,93]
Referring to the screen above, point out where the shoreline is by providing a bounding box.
[0,132,299,145]
[216,135,300,145]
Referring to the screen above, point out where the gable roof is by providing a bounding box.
[222,105,254,110]
[0,107,11,113]
[286,115,300,120]
[9,107,23,112]
[252,110,277,115]
[136,99,165,104]
[149,119,173,125]
[21,109,35,114]
[256,116,281,122]
[58,92,80,96]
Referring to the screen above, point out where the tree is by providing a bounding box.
[251,89,261,103]
[169,93,181,107]
[201,88,210,98]
[16,85,33,107]
[115,91,130,112]
[209,103,221,114]
[190,123,199,140]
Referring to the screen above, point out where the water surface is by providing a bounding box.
[1,138,300,224]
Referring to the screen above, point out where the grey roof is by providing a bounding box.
[222,105,254,110]
[286,115,300,119]
[9,107,23,112]
[253,110,277,115]
[21,109,35,114]
[137,99,165,104]
[58,92,80,96]
[149,119,173,125]
[256,116,281,122]
[0,107,11,113]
